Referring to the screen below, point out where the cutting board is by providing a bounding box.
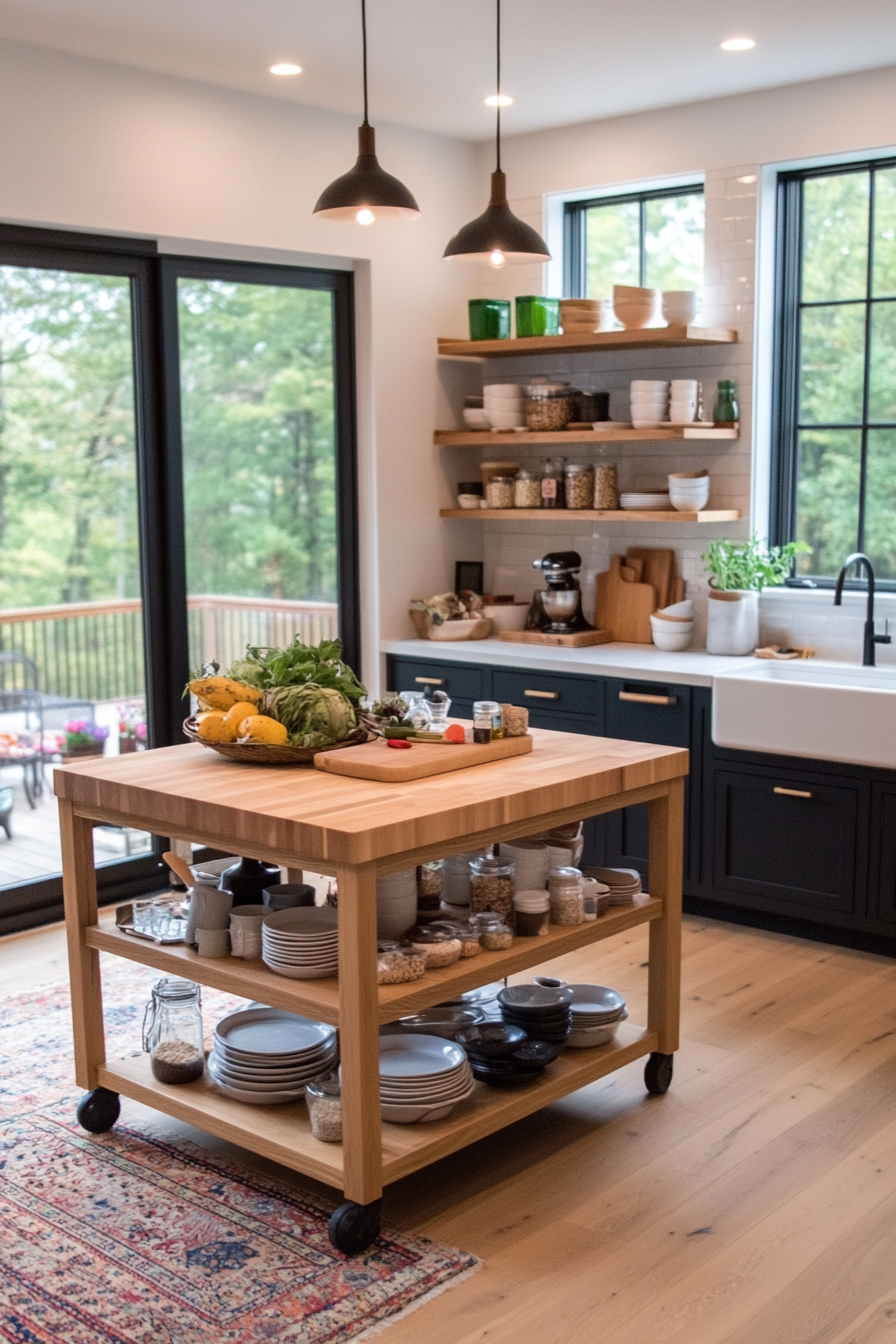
[626,547,675,610]
[314,732,533,782]
[595,555,656,643]
[498,628,612,647]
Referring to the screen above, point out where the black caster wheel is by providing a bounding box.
[644,1052,674,1096]
[328,1199,382,1255]
[76,1087,121,1133]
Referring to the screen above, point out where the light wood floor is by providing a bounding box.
[4,912,896,1344]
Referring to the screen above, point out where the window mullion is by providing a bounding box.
[857,170,876,554]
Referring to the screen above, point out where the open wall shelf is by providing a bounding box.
[440,508,741,523]
[437,326,737,359]
[435,428,739,446]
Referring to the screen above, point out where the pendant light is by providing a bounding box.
[443,0,550,267]
[313,0,420,224]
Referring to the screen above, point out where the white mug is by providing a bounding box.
[196,927,231,958]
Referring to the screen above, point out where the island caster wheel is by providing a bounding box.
[76,1087,121,1133]
[328,1199,382,1255]
[644,1052,674,1096]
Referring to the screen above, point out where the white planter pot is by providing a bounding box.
[706,589,759,656]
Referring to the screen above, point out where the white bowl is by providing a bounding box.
[670,379,698,392]
[651,611,693,626]
[485,411,526,430]
[457,494,483,509]
[670,485,710,511]
[463,408,489,430]
[481,602,529,632]
[631,380,669,393]
[651,626,694,652]
[429,617,492,641]
[662,291,699,324]
[632,401,669,413]
[668,479,710,492]
[632,418,668,429]
[669,469,709,481]
[615,285,659,300]
[483,383,523,398]
[660,599,694,618]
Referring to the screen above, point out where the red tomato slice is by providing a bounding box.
[386,738,412,750]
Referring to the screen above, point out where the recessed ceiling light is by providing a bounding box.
[720,37,755,51]
[269,62,302,76]
[737,174,758,184]
[485,94,514,107]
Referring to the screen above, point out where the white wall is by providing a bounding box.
[0,37,481,686]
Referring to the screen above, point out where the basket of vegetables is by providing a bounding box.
[184,638,373,765]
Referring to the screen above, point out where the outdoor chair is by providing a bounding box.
[0,650,95,801]
[0,784,12,839]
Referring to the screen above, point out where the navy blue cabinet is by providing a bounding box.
[871,785,896,925]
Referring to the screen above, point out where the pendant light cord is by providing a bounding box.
[495,0,501,170]
[361,0,370,126]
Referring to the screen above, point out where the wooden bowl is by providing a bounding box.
[183,717,371,766]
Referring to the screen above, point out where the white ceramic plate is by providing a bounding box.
[213,1042,337,1072]
[214,1009,336,1056]
[208,1051,335,1089]
[207,1060,306,1103]
[378,1033,466,1079]
[262,907,338,932]
[381,1082,476,1124]
[262,960,337,979]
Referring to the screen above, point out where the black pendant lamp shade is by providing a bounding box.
[313,0,419,223]
[443,0,550,265]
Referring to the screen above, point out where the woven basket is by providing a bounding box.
[183,717,371,767]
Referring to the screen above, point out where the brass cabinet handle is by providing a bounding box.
[619,691,677,706]
[524,689,560,700]
[774,786,813,799]
[414,677,443,686]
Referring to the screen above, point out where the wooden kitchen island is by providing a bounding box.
[56,726,686,1253]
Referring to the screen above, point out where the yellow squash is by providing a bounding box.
[196,711,237,743]
[223,701,262,734]
[238,715,289,745]
[188,677,263,712]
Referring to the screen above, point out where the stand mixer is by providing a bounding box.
[532,550,594,633]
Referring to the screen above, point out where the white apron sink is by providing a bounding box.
[712,661,896,769]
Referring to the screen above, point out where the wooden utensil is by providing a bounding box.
[163,850,196,888]
[626,547,675,610]
[595,555,656,643]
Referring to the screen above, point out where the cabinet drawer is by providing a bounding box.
[387,658,485,705]
[492,670,599,721]
[605,679,691,748]
[712,766,860,913]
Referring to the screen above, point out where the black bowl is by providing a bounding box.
[501,1008,572,1029]
[498,984,574,1012]
[456,1022,527,1058]
[471,1061,542,1089]
[513,1040,562,1066]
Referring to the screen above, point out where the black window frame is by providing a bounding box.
[0,225,359,933]
[771,156,896,589]
[563,182,705,299]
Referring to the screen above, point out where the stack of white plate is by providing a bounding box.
[566,984,628,1048]
[619,491,672,510]
[379,1033,474,1124]
[208,1007,337,1103]
[261,907,339,979]
[586,866,642,905]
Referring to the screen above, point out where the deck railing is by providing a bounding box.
[0,595,339,702]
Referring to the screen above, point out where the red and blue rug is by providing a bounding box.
[0,958,479,1343]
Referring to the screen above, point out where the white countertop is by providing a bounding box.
[380,638,758,688]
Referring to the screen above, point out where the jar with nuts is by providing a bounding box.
[593,462,620,510]
[469,853,514,921]
[485,475,515,509]
[564,463,595,511]
[548,866,585,926]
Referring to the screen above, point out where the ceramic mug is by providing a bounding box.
[196,927,230,958]
[185,885,233,945]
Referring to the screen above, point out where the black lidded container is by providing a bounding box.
[219,856,282,903]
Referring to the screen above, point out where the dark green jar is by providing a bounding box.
[515,296,560,338]
[469,298,511,341]
[713,379,739,426]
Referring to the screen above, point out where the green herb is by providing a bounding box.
[702,535,811,592]
[226,637,366,703]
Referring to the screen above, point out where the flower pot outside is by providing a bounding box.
[60,745,105,762]
[119,737,143,754]
[706,588,759,655]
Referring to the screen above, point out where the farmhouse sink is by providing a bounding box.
[712,661,896,769]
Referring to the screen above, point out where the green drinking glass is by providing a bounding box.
[468,299,511,341]
[515,296,560,338]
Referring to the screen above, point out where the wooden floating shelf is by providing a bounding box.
[441,508,742,523]
[435,428,739,446]
[99,1022,657,1189]
[437,326,737,359]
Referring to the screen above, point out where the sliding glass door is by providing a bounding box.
[0,234,357,932]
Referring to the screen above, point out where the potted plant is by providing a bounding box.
[702,536,810,655]
[117,702,147,754]
[60,720,109,761]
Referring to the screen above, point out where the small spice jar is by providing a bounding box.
[485,475,515,509]
[525,382,575,431]
[513,890,550,937]
[306,1071,342,1142]
[548,866,585,926]
[406,925,463,968]
[377,944,427,984]
[436,919,482,958]
[499,703,529,737]
[416,860,443,911]
[472,700,503,744]
[593,462,620,510]
[475,912,514,950]
[142,977,204,1085]
[540,456,566,509]
[469,853,515,921]
[564,463,595,511]
[514,468,542,509]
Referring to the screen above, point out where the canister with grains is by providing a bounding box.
[475,912,514,950]
[514,468,542,509]
[564,463,595,510]
[549,866,585,926]
[485,475,514,509]
[593,462,620,510]
[469,853,515,920]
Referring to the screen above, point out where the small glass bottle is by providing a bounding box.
[713,379,739,427]
[426,690,451,729]
[548,867,585,926]
[472,700,503,743]
[540,456,566,509]
[142,977,204,1084]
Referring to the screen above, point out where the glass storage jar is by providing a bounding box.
[514,468,542,509]
[306,1071,342,1142]
[142,977,204,1084]
[472,700,503,744]
[416,860,443,910]
[548,867,585,926]
[485,475,515,509]
[513,890,551,937]
[525,382,575,432]
[442,850,486,906]
[593,462,620,510]
[540,456,566,509]
[515,295,560,338]
[406,924,463,968]
[469,297,511,341]
[475,912,514,950]
[564,463,595,511]
[469,854,515,920]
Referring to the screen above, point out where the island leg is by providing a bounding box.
[646,777,684,1082]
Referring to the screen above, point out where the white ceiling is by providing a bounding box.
[0,0,895,141]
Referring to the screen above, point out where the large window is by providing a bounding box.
[564,184,704,299]
[0,232,357,932]
[772,159,896,583]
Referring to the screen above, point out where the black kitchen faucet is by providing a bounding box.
[833,552,892,667]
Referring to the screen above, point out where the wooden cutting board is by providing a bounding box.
[498,628,612,647]
[626,547,675,610]
[595,554,656,643]
[314,732,533,782]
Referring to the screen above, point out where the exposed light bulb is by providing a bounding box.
[485,94,514,107]
[356,208,376,226]
[269,62,302,75]
[489,249,506,269]
[720,37,755,50]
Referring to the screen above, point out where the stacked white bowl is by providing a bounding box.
[559,298,614,334]
[376,868,418,939]
[669,379,698,425]
[566,984,628,1048]
[650,599,695,651]
[630,379,669,429]
[378,1033,475,1124]
[668,470,710,512]
[613,285,661,329]
[483,383,525,431]
[661,290,699,326]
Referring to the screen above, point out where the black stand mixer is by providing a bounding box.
[530,550,594,633]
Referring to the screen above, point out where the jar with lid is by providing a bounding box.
[548,866,585,926]
[416,860,443,910]
[513,890,550,937]
[525,382,575,431]
[514,468,542,509]
[474,912,514,950]
[485,475,515,509]
[472,700,503,744]
[442,850,485,906]
[469,853,515,920]
[306,1071,342,1142]
[406,924,463,968]
[713,379,739,427]
[564,463,595,511]
[593,462,620,510]
[433,918,482,958]
[540,456,566,509]
[142,977,204,1084]
[377,944,427,983]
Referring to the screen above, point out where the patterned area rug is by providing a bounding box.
[0,958,479,1343]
